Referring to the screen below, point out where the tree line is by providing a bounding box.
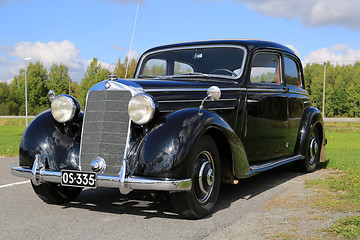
[0,59,359,117]
[0,57,138,115]
[304,62,360,117]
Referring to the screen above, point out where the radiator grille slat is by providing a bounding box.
[80,90,132,176]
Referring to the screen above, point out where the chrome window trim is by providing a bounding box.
[250,51,283,85]
[135,44,247,80]
[284,54,304,88]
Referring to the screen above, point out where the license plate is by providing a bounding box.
[61,170,97,188]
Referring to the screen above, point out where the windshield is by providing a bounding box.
[136,45,246,79]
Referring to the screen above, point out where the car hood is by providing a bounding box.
[88,78,241,113]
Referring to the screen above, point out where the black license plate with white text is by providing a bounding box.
[61,170,97,188]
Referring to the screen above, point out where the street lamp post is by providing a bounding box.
[24,58,31,126]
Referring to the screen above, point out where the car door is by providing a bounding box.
[242,52,288,164]
[283,55,311,155]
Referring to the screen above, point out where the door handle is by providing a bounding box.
[247,99,258,103]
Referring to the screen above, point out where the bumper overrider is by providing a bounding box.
[11,154,192,194]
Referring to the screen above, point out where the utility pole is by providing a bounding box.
[24,58,31,126]
[322,62,326,117]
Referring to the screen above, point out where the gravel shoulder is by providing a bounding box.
[204,169,358,240]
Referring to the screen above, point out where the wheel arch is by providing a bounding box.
[203,127,233,182]
[295,107,326,161]
[137,108,249,179]
[19,109,83,171]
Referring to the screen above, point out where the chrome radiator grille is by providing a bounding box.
[80,90,132,176]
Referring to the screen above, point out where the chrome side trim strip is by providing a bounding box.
[246,88,308,95]
[145,87,241,93]
[158,98,237,103]
[11,165,192,193]
[246,88,287,93]
[247,155,304,175]
[159,106,236,113]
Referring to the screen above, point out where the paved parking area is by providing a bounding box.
[1,157,310,240]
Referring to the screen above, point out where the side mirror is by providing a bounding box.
[199,86,221,112]
[207,86,221,101]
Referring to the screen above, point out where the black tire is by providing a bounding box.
[297,128,321,173]
[170,135,221,219]
[31,181,82,204]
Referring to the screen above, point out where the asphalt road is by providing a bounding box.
[1,156,308,240]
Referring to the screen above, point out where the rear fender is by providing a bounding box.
[295,107,325,161]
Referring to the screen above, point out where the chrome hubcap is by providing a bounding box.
[195,151,215,204]
[309,133,318,165]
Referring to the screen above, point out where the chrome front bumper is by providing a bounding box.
[11,155,192,194]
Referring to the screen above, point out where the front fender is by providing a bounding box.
[137,108,249,178]
[19,110,83,171]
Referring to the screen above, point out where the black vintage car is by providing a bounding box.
[12,39,326,219]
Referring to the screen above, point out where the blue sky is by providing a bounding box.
[1,0,360,83]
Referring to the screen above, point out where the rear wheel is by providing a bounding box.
[170,135,221,219]
[32,181,82,204]
[297,128,321,173]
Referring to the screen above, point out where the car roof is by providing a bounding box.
[142,39,297,57]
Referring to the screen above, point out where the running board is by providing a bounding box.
[247,155,304,175]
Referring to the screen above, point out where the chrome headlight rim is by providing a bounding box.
[128,93,156,125]
[51,95,80,123]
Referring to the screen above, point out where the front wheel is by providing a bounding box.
[297,128,321,173]
[170,135,221,219]
[32,181,82,204]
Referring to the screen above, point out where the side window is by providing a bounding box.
[250,53,281,84]
[142,59,167,76]
[284,57,301,87]
[174,61,194,75]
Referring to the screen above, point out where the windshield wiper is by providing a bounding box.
[137,75,158,79]
[172,72,210,78]
[137,75,170,79]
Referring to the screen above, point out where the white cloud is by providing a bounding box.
[0,40,137,83]
[304,44,360,65]
[8,41,82,69]
[0,40,89,83]
[237,0,360,30]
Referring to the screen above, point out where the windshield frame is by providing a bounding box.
[135,44,248,80]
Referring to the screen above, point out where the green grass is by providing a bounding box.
[306,125,360,239]
[0,118,32,156]
[325,121,360,129]
[0,125,25,156]
[328,216,360,239]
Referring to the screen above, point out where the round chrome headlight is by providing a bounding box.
[51,95,79,123]
[128,94,155,125]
